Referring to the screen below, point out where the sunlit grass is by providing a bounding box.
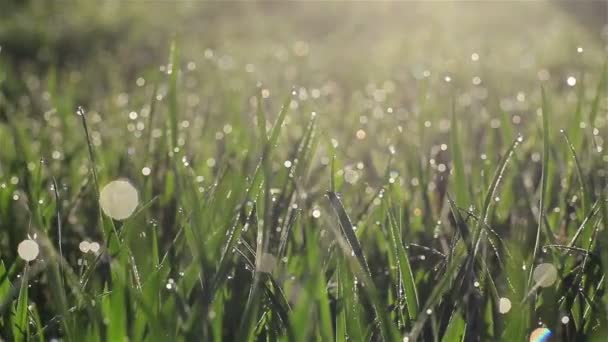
[0,2,607,341]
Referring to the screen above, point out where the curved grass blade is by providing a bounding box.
[326,192,370,275]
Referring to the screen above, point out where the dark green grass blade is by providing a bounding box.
[326,192,370,275]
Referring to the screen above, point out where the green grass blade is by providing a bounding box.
[450,98,469,207]
[527,86,552,288]
[167,40,179,151]
[326,191,398,341]
[12,268,29,341]
[386,204,419,320]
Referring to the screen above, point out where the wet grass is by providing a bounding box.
[1,3,608,341]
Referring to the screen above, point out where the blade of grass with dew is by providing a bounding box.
[326,192,370,274]
[528,87,552,288]
[386,200,419,320]
[11,267,29,341]
[338,253,364,341]
[308,243,333,342]
[167,40,179,152]
[561,130,590,219]
[326,191,398,341]
[219,92,293,339]
[228,96,291,340]
[287,228,325,342]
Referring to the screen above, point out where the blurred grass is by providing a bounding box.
[0,1,608,341]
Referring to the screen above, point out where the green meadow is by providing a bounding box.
[0,2,607,341]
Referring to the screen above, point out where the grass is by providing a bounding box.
[0,2,608,341]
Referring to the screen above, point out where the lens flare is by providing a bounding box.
[529,327,552,342]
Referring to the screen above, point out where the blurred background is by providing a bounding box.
[1,1,606,87]
[1,1,606,186]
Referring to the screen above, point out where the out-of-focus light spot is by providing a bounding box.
[537,69,550,81]
[100,180,139,220]
[18,239,39,262]
[529,327,551,342]
[356,129,367,140]
[561,316,570,324]
[89,242,101,253]
[344,168,359,184]
[142,167,151,176]
[533,263,558,288]
[471,53,480,61]
[257,253,277,273]
[79,241,91,253]
[312,209,321,218]
[499,297,512,314]
[567,76,577,87]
